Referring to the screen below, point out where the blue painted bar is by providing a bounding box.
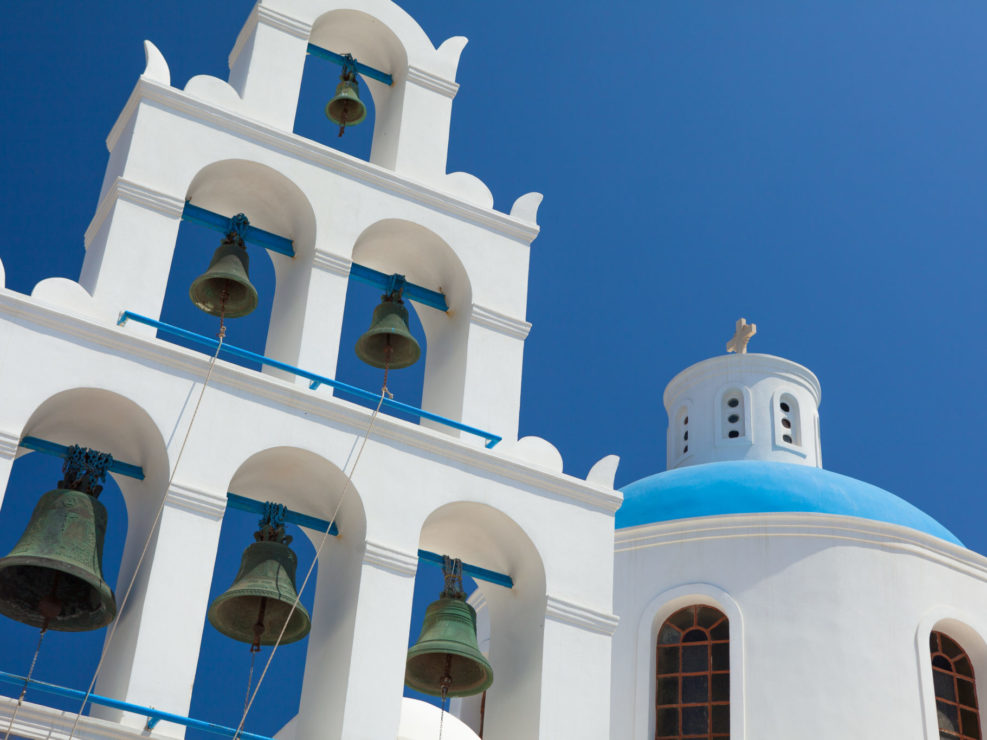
[348,263,449,312]
[18,436,145,481]
[0,670,274,740]
[417,549,514,589]
[116,311,501,449]
[226,493,340,536]
[182,202,295,257]
[306,43,394,86]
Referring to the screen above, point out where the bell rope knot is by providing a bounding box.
[226,213,250,245]
[440,556,466,600]
[255,502,291,545]
[58,445,113,497]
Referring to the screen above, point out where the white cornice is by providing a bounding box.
[105,79,539,245]
[312,250,352,277]
[0,695,149,740]
[165,481,227,520]
[84,177,185,248]
[545,595,620,636]
[406,65,459,99]
[0,429,20,459]
[663,353,822,409]
[615,512,987,582]
[470,304,531,339]
[229,3,312,69]
[0,294,619,515]
[363,540,419,576]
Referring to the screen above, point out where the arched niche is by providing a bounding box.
[351,219,473,429]
[0,389,168,710]
[183,159,318,370]
[228,447,368,736]
[416,502,546,740]
[17,388,170,555]
[309,9,409,169]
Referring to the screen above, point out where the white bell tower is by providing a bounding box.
[0,2,621,739]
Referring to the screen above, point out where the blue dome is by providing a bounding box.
[617,461,962,546]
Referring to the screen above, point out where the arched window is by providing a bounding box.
[656,605,729,739]
[931,630,981,739]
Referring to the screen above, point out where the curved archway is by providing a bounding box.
[165,159,319,371]
[308,9,409,167]
[347,219,473,430]
[413,501,545,739]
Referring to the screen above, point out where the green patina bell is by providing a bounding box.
[326,74,367,136]
[189,216,259,319]
[406,557,493,698]
[207,506,310,648]
[0,447,117,632]
[355,294,421,369]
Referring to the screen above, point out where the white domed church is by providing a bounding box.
[0,2,983,740]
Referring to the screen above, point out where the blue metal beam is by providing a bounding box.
[181,202,295,257]
[348,263,449,312]
[417,548,514,589]
[117,311,501,449]
[18,436,145,481]
[0,670,274,740]
[226,493,340,536]
[306,44,394,86]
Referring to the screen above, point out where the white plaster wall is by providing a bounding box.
[0,293,618,740]
[663,353,822,469]
[611,513,987,740]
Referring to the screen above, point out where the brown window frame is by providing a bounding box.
[931,630,982,740]
[655,605,729,739]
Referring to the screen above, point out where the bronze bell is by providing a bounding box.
[406,557,493,698]
[325,72,367,137]
[207,506,310,648]
[0,447,117,632]
[355,293,421,369]
[189,216,259,319]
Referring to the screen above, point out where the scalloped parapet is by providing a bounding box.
[586,454,620,488]
[501,436,564,473]
[511,192,543,225]
[141,40,170,85]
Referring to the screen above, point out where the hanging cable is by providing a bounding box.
[64,294,230,740]
[231,381,389,740]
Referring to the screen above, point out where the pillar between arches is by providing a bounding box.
[0,430,20,514]
[92,481,226,738]
[80,179,185,337]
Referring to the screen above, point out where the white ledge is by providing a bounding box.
[165,481,227,519]
[615,512,987,581]
[0,294,621,516]
[0,429,20,459]
[406,65,459,98]
[312,250,353,277]
[85,177,185,249]
[545,595,620,636]
[0,696,150,740]
[470,304,531,339]
[105,79,540,245]
[363,540,419,576]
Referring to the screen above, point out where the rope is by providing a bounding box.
[1,625,48,740]
[231,380,389,740]
[64,304,230,740]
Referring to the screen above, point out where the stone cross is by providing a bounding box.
[726,318,756,354]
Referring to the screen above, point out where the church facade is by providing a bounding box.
[0,2,983,740]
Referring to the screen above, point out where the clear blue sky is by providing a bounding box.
[2,1,987,737]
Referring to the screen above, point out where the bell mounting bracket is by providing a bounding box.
[306,44,394,86]
[255,500,292,544]
[440,556,466,599]
[58,445,114,497]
